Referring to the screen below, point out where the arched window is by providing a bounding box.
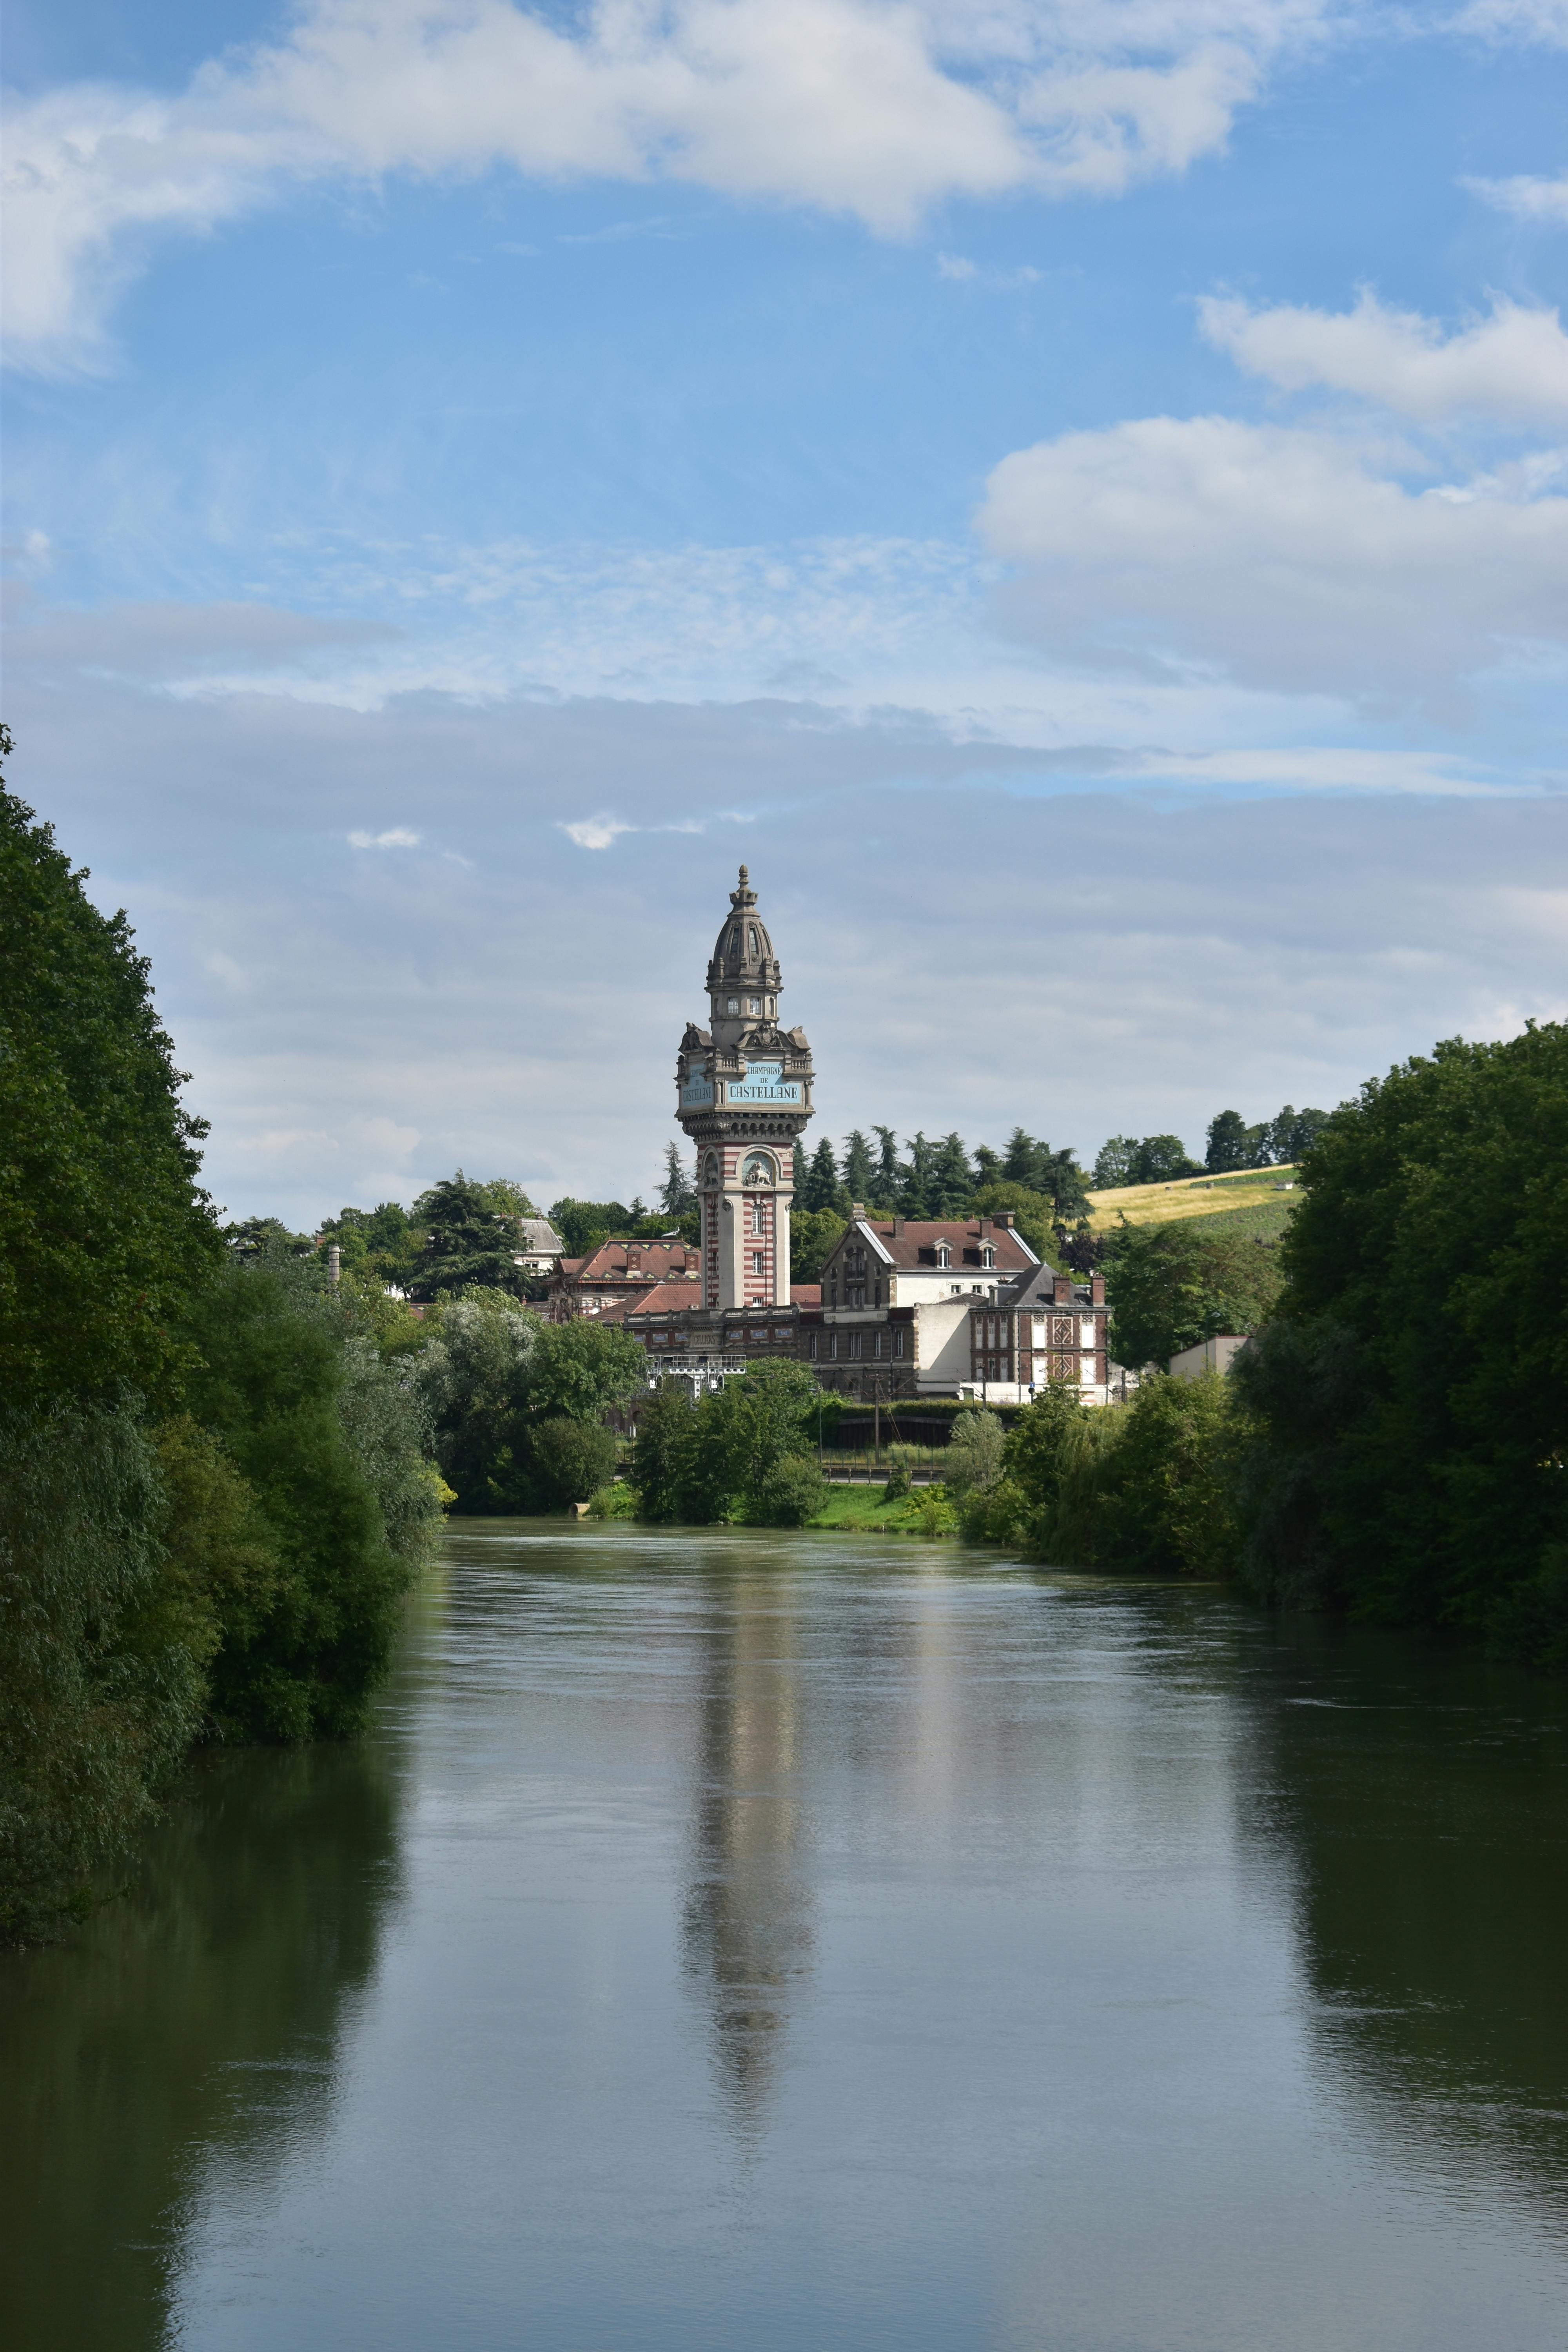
[936,1241,950,1269]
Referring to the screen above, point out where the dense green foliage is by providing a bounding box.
[415,1294,644,1513]
[0,739,223,1413]
[980,1374,1241,1576]
[629,1363,827,1526]
[1104,1220,1285,1368]
[0,748,448,1940]
[1234,1026,1568,1659]
[182,1260,437,1741]
[1205,1105,1328,1172]
[407,1172,534,1298]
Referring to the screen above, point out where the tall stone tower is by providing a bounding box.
[675,866,814,1311]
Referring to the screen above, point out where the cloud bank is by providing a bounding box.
[6,0,1334,370]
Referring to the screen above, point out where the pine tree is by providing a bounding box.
[803,1136,843,1212]
[930,1131,973,1216]
[1004,1127,1042,1189]
[841,1129,875,1202]
[659,1142,695,1218]
[873,1125,900,1199]
[900,1133,935,1218]
[793,1138,808,1191]
[973,1143,1002,1186]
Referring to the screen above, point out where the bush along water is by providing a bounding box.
[629,1363,828,1528]
[0,741,450,1942]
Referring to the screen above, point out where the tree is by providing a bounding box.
[659,1143,696,1220]
[841,1130,875,1202]
[899,1132,935,1218]
[789,1207,847,1285]
[1234,1025,1568,1657]
[0,733,223,1416]
[1129,1134,1203,1184]
[1096,1371,1241,1576]
[182,1259,414,1741]
[629,1361,823,1525]
[414,1292,542,1513]
[548,1197,636,1258]
[528,1419,619,1508]
[526,1318,646,1423]
[1107,1222,1284,1369]
[1093,1136,1139,1189]
[970,1183,1056,1265]
[929,1131,974,1216]
[945,1410,1006,1536]
[793,1139,808,1192]
[802,1136,845,1213]
[1268,1105,1330,1166]
[410,1174,526,1298]
[873,1126,901,1200]
[1205,1111,1250,1173]
[973,1143,1003,1187]
[1003,1127,1042,1188]
[319,1201,419,1291]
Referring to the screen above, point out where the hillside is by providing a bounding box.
[1085,1167,1301,1240]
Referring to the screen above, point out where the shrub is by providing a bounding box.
[529,1418,620,1509]
[753,1454,828,1528]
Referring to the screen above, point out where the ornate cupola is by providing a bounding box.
[675,866,814,1312]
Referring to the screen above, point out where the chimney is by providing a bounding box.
[1054,1274,1072,1304]
[1091,1274,1105,1305]
[851,1201,866,1219]
[978,1216,993,1239]
[327,1244,341,1289]
[892,1215,905,1236]
[992,1210,1014,1230]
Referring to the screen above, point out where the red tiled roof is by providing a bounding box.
[789,1285,821,1305]
[623,1284,711,1319]
[557,1240,701,1284]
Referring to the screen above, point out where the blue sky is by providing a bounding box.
[6,0,1568,1222]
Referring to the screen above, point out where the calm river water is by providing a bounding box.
[5,1525,1568,2351]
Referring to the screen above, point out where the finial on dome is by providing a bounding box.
[739,864,748,884]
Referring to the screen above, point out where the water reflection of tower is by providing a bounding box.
[681,1568,815,2140]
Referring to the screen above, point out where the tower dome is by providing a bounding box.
[706,866,780,993]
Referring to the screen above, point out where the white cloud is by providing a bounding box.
[1198,290,1568,421]
[980,412,1568,699]
[561,814,635,849]
[348,825,421,845]
[1455,0,1568,41]
[1467,169,1568,224]
[4,0,1333,370]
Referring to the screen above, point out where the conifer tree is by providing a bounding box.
[841,1129,875,1201]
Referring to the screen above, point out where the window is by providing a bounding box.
[894,1328,905,1357]
[874,1279,882,1306]
[849,1332,863,1359]
[726,997,738,1013]
[809,1332,818,1359]
[981,1244,995,1269]
[748,926,759,956]
[936,1242,950,1268]
[748,996,760,1014]
[873,1331,884,1358]
[829,1331,838,1359]
[752,1252,766,1276]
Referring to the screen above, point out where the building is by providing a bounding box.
[597,866,1114,1406]
[675,864,815,1312]
[513,1216,565,1277]
[546,1235,702,1321]
[1168,1334,1246,1381]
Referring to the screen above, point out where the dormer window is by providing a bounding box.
[936,1241,950,1269]
[981,1244,995,1269]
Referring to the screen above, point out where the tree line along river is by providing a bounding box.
[3,1523,1566,2352]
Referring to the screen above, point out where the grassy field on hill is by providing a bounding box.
[1085,1167,1301,1234]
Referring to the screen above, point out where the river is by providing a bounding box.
[4,1524,1567,2350]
